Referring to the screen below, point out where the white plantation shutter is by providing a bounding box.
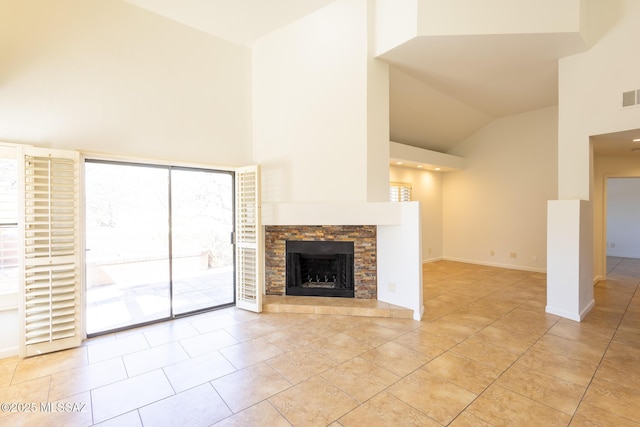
[20,147,82,357]
[390,182,411,202]
[235,165,262,312]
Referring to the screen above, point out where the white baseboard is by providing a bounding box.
[607,252,640,259]
[580,299,596,320]
[422,256,443,264]
[0,347,19,359]
[440,256,546,273]
[546,305,581,321]
[546,299,595,322]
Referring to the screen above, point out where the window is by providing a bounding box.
[0,148,18,295]
[390,182,411,202]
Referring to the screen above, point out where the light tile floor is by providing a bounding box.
[1,258,640,426]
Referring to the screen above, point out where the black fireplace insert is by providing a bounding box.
[285,240,355,298]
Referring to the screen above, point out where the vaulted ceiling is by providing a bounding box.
[122,0,337,47]
[382,32,586,152]
[122,1,638,156]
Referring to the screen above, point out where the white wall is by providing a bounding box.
[558,0,640,200]
[0,0,253,357]
[390,166,443,262]
[550,0,640,319]
[366,54,391,203]
[377,202,423,320]
[444,106,558,271]
[546,199,594,321]
[0,0,252,166]
[252,0,388,204]
[0,295,19,358]
[605,178,640,258]
[417,0,585,36]
[375,0,418,56]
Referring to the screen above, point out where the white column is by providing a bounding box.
[377,202,424,320]
[546,199,594,321]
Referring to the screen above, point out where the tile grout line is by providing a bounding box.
[332,273,550,426]
[441,300,564,425]
[566,280,640,426]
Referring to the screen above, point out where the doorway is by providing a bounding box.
[605,177,640,277]
[84,160,234,335]
[592,128,640,281]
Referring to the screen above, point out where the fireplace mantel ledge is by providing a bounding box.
[262,202,402,226]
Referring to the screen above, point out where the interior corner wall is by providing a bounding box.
[374,0,418,56]
[443,106,558,272]
[389,166,442,262]
[366,55,391,203]
[377,202,423,320]
[252,0,375,204]
[558,0,640,200]
[417,0,584,36]
[593,155,640,278]
[556,0,640,290]
[0,0,252,166]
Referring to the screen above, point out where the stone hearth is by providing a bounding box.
[265,225,376,299]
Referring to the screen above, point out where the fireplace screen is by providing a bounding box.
[286,240,354,298]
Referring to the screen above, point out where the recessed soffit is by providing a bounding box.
[383,32,588,152]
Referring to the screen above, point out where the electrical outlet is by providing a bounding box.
[532,255,537,263]
[388,282,396,292]
[510,252,517,259]
[490,250,495,256]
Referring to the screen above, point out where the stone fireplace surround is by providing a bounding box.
[264,225,377,299]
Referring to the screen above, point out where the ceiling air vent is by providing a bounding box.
[622,89,640,107]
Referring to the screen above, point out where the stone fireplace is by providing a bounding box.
[265,225,376,299]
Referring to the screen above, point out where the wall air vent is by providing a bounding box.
[622,89,640,108]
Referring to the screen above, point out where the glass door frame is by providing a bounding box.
[84,158,236,337]
[169,165,236,318]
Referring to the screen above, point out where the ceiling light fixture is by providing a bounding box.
[633,138,640,142]
[435,167,441,171]
[417,165,423,168]
[396,161,403,165]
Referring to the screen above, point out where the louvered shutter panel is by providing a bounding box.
[399,185,411,202]
[235,165,262,312]
[389,186,399,202]
[20,147,82,357]
[390,182,411,202]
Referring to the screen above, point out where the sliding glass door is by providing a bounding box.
[85,162,170,334]
[171,168,234,315]
[85,161,234,335]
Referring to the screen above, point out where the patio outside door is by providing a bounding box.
[171,168,234,315]
[85,161,234,335]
